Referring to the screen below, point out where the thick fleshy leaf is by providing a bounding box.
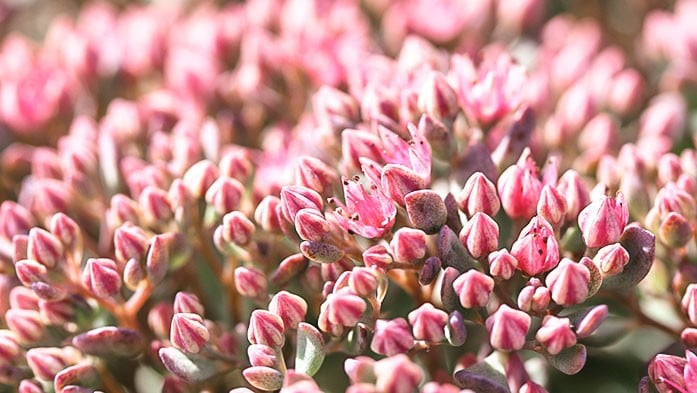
[545,344,587,375]
[601,226,655,290]
[295,323,325,376]
[158,347,217,383]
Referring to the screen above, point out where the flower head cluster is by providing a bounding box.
[0,0,697,392]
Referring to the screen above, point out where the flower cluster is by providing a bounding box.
[1,0,697,392]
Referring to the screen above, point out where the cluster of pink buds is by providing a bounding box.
[2,0,697,392]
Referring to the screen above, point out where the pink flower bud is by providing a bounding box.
[123,257,145,290]
[18,380,43,393]
[381,164,426,206]
[408,303,448,342]
[390,228,427,264]
[254,196,284,233]
[9,286,38,310]
[313,86,360,131]
[362,244,393,270]
[13,235,29,263]
[453,270,494,308]
[0,331,21,363]
[114,224,149,263]
[48,212,81,255]
[205,177,244,215]
[578,193,629,248]
[295,156,339,197]
[609,69,644,116]
[6,309,44,343]
[53,363,99,393]
[518,280,550,313]
[27,228,63,269]
[659,212,693,248]
[649,354,687,393]
[137,186,173,225]
[0,201,34,239]
[320,290,366,330]
[38,298,73,325]
[248,310,285,348]
[546,258,590,306]
[243,366,284,391]
[511,216,560,276]
[656,183,696,219]
[536,316,577,355]
[556,170,590,221]
[81,258,121,299]
[348,267,379,297]
[486,304,531,351]
[171,313,210,353]
[219,148,253,182]
[182,160,219,198]
[14,259,48,287]
[684,328,697,347]
[294,208,330,242]
[233,266,267,299]
[344,356,376,384]
[26,347,67,381]
[221,211,255,246]
[405,190,447,234]
[271,253,308,287]
[248,344,280,370]
[593,243,630,276]
[145,234,169,284]
[574,304,608,338]
[173,292,204,315]
[370,318,414,356]
[459,213,499,259]
[498,150,543,219]
[148,302,174,339]
[417,72,459,121]
[280,186,323,223]
[457,172,500,218]
[373,354,423,393]
[488,249,518,280]
[537,185,568,228]
[269,291,307,330]
[682,284,697,326]
[107,194,140,228]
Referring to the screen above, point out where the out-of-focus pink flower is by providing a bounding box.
[373,354,423,393]
[451,52,527,126]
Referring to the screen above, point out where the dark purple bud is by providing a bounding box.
[301,241,344,264]
[437,226,474,271]
[454,369,509,393]
[419,256,441,285]
[405,190,447,234]
[445,310,467,346]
